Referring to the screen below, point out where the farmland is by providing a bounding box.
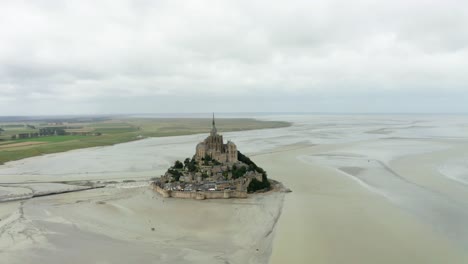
[0,117,289,164]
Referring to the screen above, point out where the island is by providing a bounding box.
[152,114,273,199]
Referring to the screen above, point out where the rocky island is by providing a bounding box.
[152,115,272,199]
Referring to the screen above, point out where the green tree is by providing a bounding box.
[204,154,212,161]
[247,174,271,193]
[167,168,183,181]
[238,151,266,174]
[181,157,199,172]
[174,160,183,169]
[232,165,247,179]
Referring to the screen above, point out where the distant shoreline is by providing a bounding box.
[0,117,290,165]
[1,112,467,122]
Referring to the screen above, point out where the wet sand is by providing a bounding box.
[0,186,284,264]
[1,114,468,263]
[255,144,468,264]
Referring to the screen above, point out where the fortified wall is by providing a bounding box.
[151,183,248,200]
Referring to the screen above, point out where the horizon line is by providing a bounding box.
[1,111,468,118]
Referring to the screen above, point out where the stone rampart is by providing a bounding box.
[151,183,247,200]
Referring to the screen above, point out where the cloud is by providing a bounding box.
[0,0,467,114]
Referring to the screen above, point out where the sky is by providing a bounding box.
[0,0,467,115]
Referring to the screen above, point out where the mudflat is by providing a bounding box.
[0,186,284,264]
[1,114,468,263]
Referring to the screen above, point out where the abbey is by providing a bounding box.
[195,114,238,163]
[153,114,272,199]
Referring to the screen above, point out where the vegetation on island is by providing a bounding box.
[237,151,271,192]
[163,150,271,193]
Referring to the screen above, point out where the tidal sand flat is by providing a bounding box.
[260,116,468,264]
[0,186,284,264]
[1,114,468,263]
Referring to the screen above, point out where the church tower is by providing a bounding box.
[210,113,217,136]
[195,113,237,163]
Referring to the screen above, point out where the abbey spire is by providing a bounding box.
[196,113,237,163]
[211,113,217,136]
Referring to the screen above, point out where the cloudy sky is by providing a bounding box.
[0,0,467,115]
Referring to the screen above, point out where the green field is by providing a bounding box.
[13,135,88,143]
[0,118,290,164]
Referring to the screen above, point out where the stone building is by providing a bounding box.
[195,114,238,163]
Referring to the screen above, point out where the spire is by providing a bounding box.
[210,113,217,136]
[212,112,215,127]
